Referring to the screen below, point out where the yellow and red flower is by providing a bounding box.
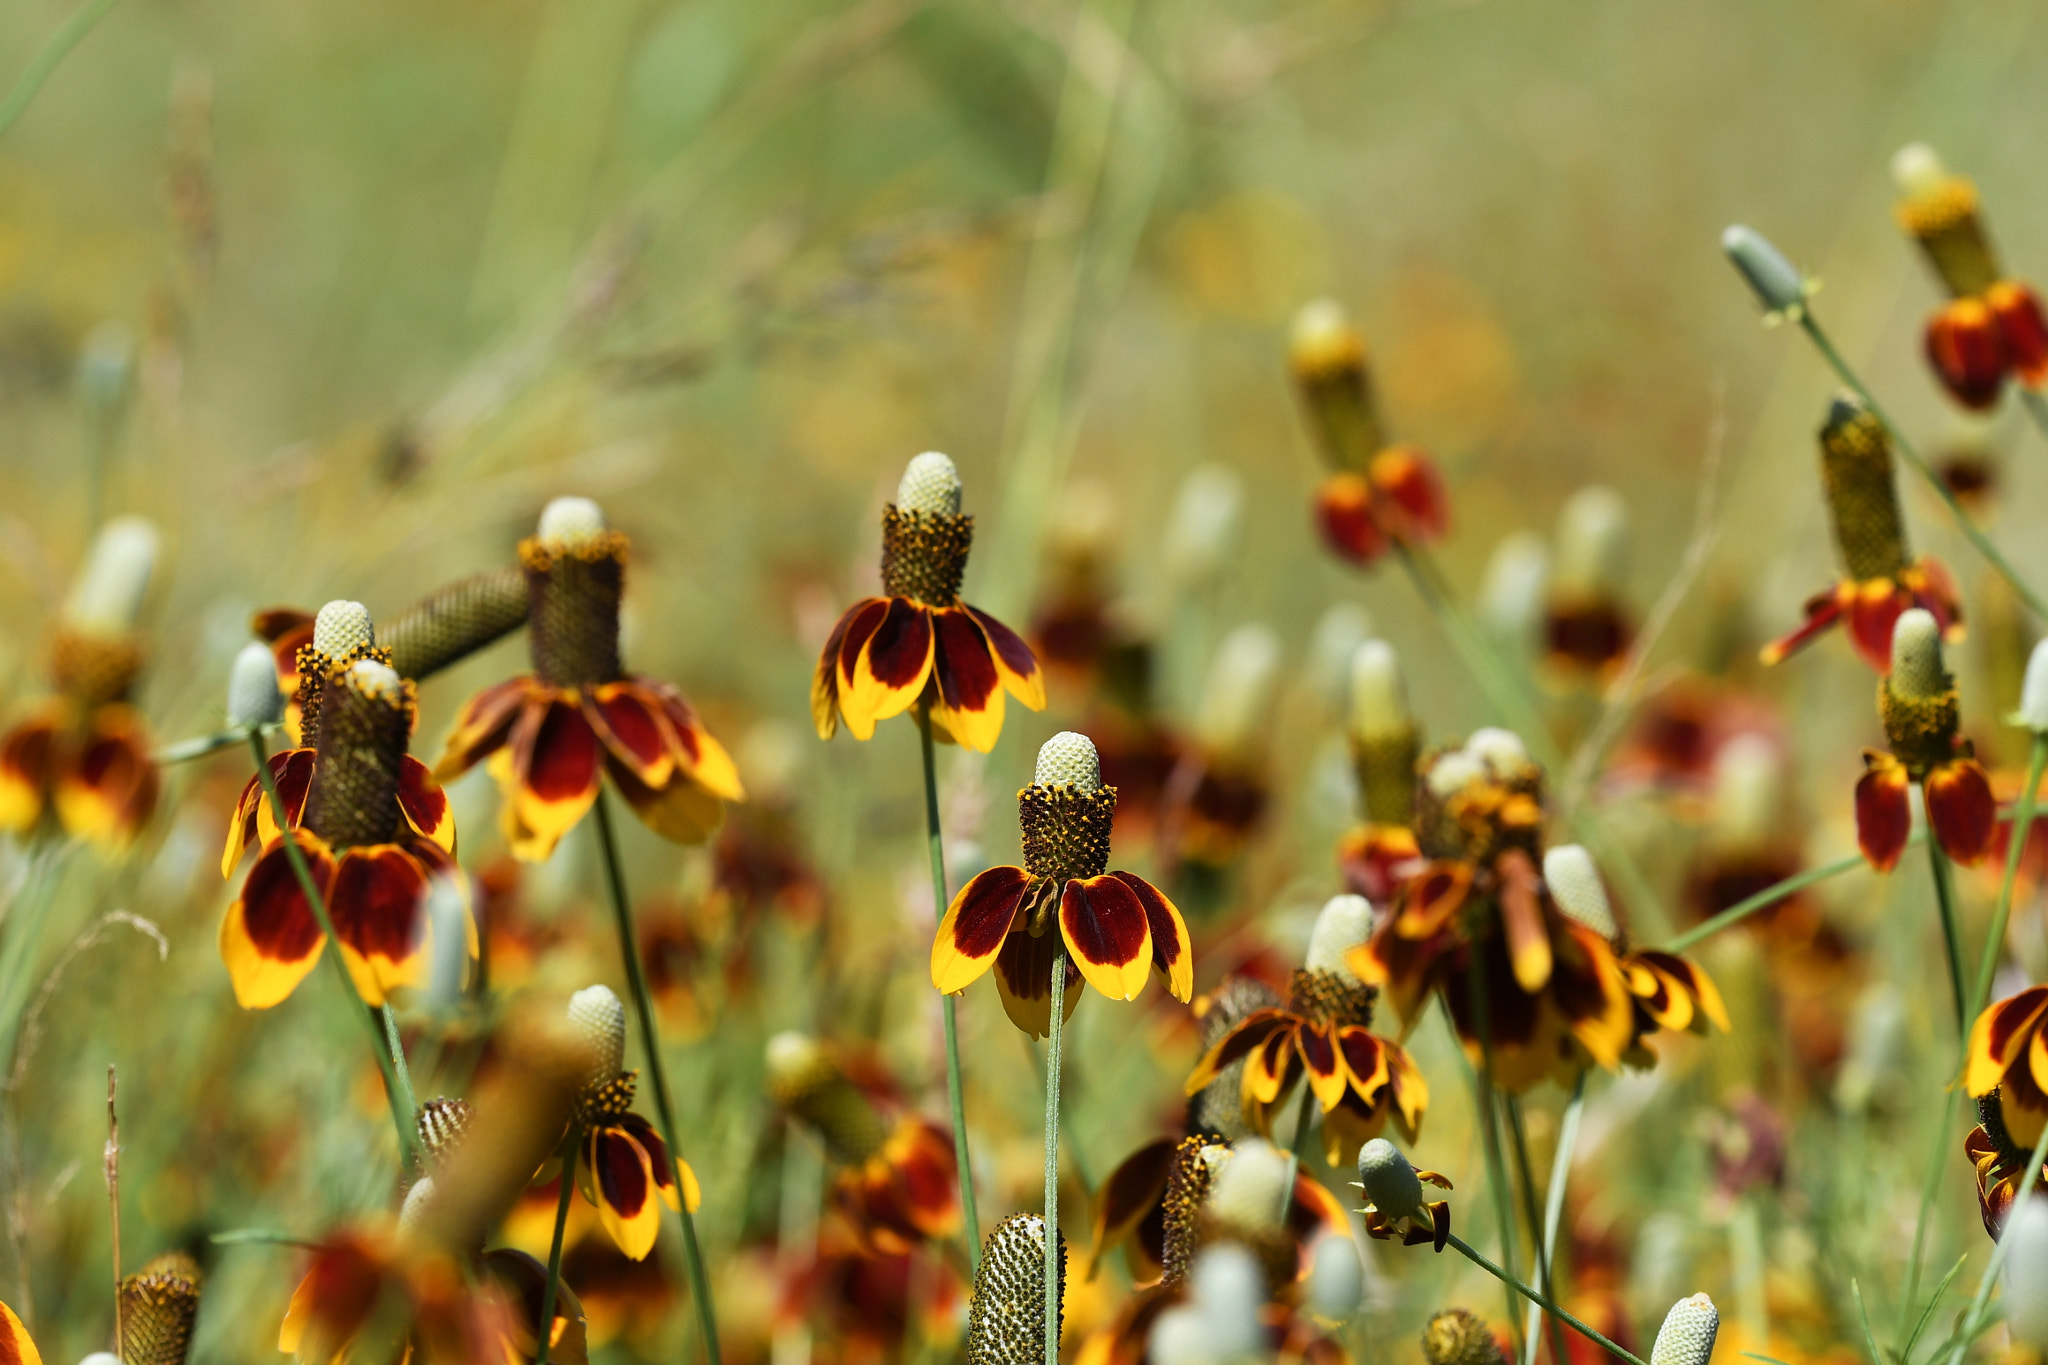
[434,499,744,861]
[0,620,162,850]
[0,1298,38,1365]
[1965,1092,2048,1239]
[812,453,1045,753]
[931,732,1193,1037]
[573,1070,699,1262]
[1617,949,1730,1065]
[1852,610,1995,871]
[1760,397,1963,673]
[1966,985,2048,1155]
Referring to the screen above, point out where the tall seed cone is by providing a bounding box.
[524,499,628,689]
[119,1250,202,1365]
[966,1213,1064,1365]
[1290,299,1383,472]
[765,1032,887,1164]
[1157,1137,1216,1286]
[416,1096,474,1169]
[1892,145,2001,298]
[1422,1309,1508,1365]
[303,660,412,850]
[1819,396,1910,582]
[383,567,530,681]
[1649,1293,1719,1365]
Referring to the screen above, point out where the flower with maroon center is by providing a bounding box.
[1348,732,1635,1093]
[220,658,473,1008]
[1541,487,1635,680]
[1892,144,2048,411]
[0,518,163,851]
[565,986,701,1262]
[1354,1138,1453,1252]
[931,731,1193,1037]
[1289,299,1449,570]
[1184,896,1428,1168]
[1853,610,1996,871]
[1760,396,1963,673]
[812,452,1046,754]
[434,497,746,861]
[1966,985,2048,1168]
[1337,639,1425,904]
[766,1031,960,1255]
[1964,1090,2048,1240]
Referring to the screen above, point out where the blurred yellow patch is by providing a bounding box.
[1168,190,1328,323]
[1379,266,1521,456]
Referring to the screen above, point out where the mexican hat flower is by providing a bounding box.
[1760,396,1962,673]
[1289,300,1449,569]
[435,497,745,860]
[1336,639,1425,903]
[1892,144,2048,410]
[766,1031,960,1254]
[932,731,1193,1037]
[563,986,700,1261]
[1964,1091,2048,1239]
[1853,609,1996,871]
[1348,730,1635,1092]
[1170,624,1280,868]
[1184,895,1429,1166]
[1967,985,2048,1162]
[117,1250,204,1365]
[1541,486,1634,679]
[1354,1138,1452,1251]
[0,1297,39,1365]
[0,517,163,849]
[812,451,1045,752]
[220,657,472,1008]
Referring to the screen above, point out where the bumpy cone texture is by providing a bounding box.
[313,600,376,659]
[1305,894,1373,977]
[1192,979,1281,1139]
[1196,625,1280,759]
[1649,1293,1719,1365]
[118,1250,202,1365]
[1290,298,1381,471]
[416,1096,473,1168]
[897,451,963,516]
[226,641,285,728]
[1158,1138,1215,1286]
[399,1176,437,1240]
[1035,732,1102,792]
[523,509,627,689]
[383,567,530,681]
[1544,845,1618,942]
[1423,1309,1508,1365]
[1208,1136,1288,1232]
[537,496,607,549]
[67,517,160,635]
[1819,397,1910,582]
[1881,609,1960,771]
[1890,145,1999,297]
[1889,609,1946,699]
[765,1031,887,1163]
[966,1213,1064,1365]
[1357,1138,1424,1221]
[2020,639,2048,732]
[1354,727,1421,827]
[1019,784,1115,884]
[569,985,628,1087]
[303,660,412,850]
[1721,225,1806,315]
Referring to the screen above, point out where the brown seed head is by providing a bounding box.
[1019,785,1116,883]
[1423,1309,1508,1365]
[303,659,413,850]
[522,520,628,689]
[966,1213,1064,1365]
[879,505,973,606]
[383,567,531,681]
[119,1251,203,1365]
[1819,395,1911,582]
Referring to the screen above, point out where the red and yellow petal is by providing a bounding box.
[1856,751,1914,872]
[928,608,1006,754]
[501,694,603,861]
[1107,870,1192,1001]
[1088,1138,1176,1277]
[223,748,314,877]
[609,757,727,846]
[1382,1038,1429,1142]
[993,928,1081,1039]
[647,683,745,802]
[54,707,159,848]
[1334,1026,1392,1106]
[276,1234,389,1361]
[1634,950,1729,1033]
[1495,849,1553,993]
[584,1125,665,1261]
[581,683,676,789]
[1990,280,2048,385]
[1925,296,2008,410]
[0,1299,40,1365]
[395,755,454,853]
[1368,445,1449,542]
[1394,862,1470,938]
[932,865,1030,994]
[326,843,444,1006]
[1298,1022,1348,1112]
[964,606,1046,713]
[841,599,936,740]
[221,833,337,1009]
[1966,985,2048,1096]
[1184,1010,1294,1095]
[1060,875,1154,1003]
[1928,758,1997,866]
[1315,472,1389,567]
[811,602,868,739]
[435,676,534,782]
[1846,581,1911,674]
[1759,585,1848,668]
[0,713,59,835]
[615,1113,690,1211]
[1243,1028,1299,1110]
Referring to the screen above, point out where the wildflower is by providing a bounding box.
[1337,640,1425,903]
[1422,1309,1508,1365]
[1761,395,1963,672]
[966,1213,1063,1365]
[221,658,473,1007]
[1289,299,1449,569]
[932,731,1193,1036]
[812,452,1046,753]
[436,498,745,859]
[765,1030,960,1254]
[1963,1091,2048,1239]
[1185,895,1428,1165]
[0,1301,37,1365]
[0,517,162,848]
[565,985,700,1261]
[1147,1244,1266,1365]
[1854,609,1995,870]
[1648,1293,1718,1365]
[1188,976,1284,1140]
[1891,144,2048,409]
[119,1250,202,1365]
[1967,987,2048,1161]
[1354,1137,1452,1250]
[1174,625,1280,867]
[1542,487,1633,678]
[1349,734,1635,1091]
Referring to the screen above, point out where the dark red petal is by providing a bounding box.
[594,1127,653,1219]
[1855,755,1913,872]
[837,598,892,687]
[1759,587,1847,667]
[1369,445,1449,541]
[327,846,431,963]
[964,606,1042,694]
[1990,280,2048,385]
[1109,870,1191,997]
[1926,298,2008,410]
[1315,473,1388,566]
[520,698,602,803]
[1061,876,1153,1000]
[863,599,935,692]
[932,609,1001,713]
[1928,759,1997,865]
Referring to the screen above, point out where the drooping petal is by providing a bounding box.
[647,682,746,802]
[1334,1026,1392,1104]
[1368,445,1449,542]
[1394,862,1470,938]
[391,756,455,854]
[1183,1010,1295,1095]
[54,708,159,848]
[225,748,317,877]
[0,713,58,835]
[1966,985,2048,1097]
[1624,957,1690,1032]
[1087,1138,1176,1278]
[0,1299,40,1365]
[841,599,935,740]
[435,676,534,781]
[1845,581,1910,674]
[1634,950,1731,1032]
[1990,280,2048,385]
[1060,876,1154,1003]
[1758,586,1848,667]
[1298,1022,1348,1112]
[1109,871,1192,1001]
[616,1114,688,1211]
[811,602,862,740]
[932,865,1031,994]
[1927,759,1997,866]
[221,834,336,1009]
[1925,297,2008,410]
[927,607,1005,754]
[1496,849,1553,993]
[581,683,676,789]
[1314,472,1389,567]
[1855,751,1913,872]
[504,695,603,860]
[585,1126,663,1261]
[964,606,1047,712]
[326,844,438,1005]
[1243,1028,1299,1109]
[1382,1037,1429,1142]
[609,757,726,846]
[993,928,1081,1039]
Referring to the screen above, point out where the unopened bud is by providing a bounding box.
[226,642,284,729]
[1349,640,1410,738]
[1889,609,1946,699]
[1311,603,1375,709]
[1290,299,1365,376]
[568,985,627,1083]
[897,451,963,516]
[312,600,375,658]
[536,496,607,549]
[1465,728,1529,779]
[1195,624,1280,758]
[1161,466,1243,591]
[347,658,403,705]
[1543,845,1617,942]
[1034,731,1102,792]
[1356,1138,1424,1221]
[1207,1136,1289,1232]
[65,516,160,634]
[1649,1294,1719,1365]
[2007,1195,2048,1347]
[1891,143,1948,199]
[1306,894,1373,978]
[966,1213,1063,1365]
[2016,639,2048,732]
[1721,225,1806,315]
[1554,486,1629,597]
[1305,1232,1363,1323]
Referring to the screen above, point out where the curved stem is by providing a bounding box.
[1661,845,1908,954]
[1505,1095,1569,1365]
[247,731,414,1166]
[918,713,981,1275]
[1971,733,2047,1024]
[1277,1078,1318,1224]
[534,1131,579,1365]
[1443,1232,1651,1365]
[1524,1074,1586,1362]
[0,0,121,140]
[590,789,722,1365]
[380,1004,417,1123]
[1462,961,1523,1354]
[1043,953,1065,1365]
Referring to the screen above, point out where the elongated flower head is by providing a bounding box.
[1350,639,1409,737]
[415,1097,473,1169]
[568,984,627,1085]
[1020,732,1117,891]
[1707,734,1783,853]
[1208,1136,1289,1232]
[1721,225,1806,316]
[1350,640,1419,826]
[1649,1293,1718,1365]
[302,656,414,851]
[1819,395,1910,582]
[2020,638,2048,732]
[524,499,627,687]
[1481,530,1550,645]
[765,1030,886,1163]
[1553,486,1628,598]
[1196,624,1280,760]
[897,451,963,516]
[1890,609,1946,699]
[118,1251,202,1365]
[1544,845,1617,942]
[1290,298,1381,470]
[65,516,160,636]
[2008,1194,2048,1346]
[1035,731,1103,792]
[382,567,530,682]
[1357,1138,1424,1221]
[966,1213,1063,1365]
[1306,894,1373,977]
[1305,1231,1363,1323]
[1891,143,1999,297]
[537,496,607,549]
[1162,466,1243,591]
[1423,1309,1507,1365]
[227,641,285,729]
[313,600,376,660]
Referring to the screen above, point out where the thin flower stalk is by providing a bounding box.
[534,1130,579,1365]
[1276,1077,1317,1225]
[1440,1230,1652,1365]
[1940,1115,2048,1365]
[1461,960,1524,1354]
[1972,731,2048,1022]
[1504,1096,1569,1365]
[1925,828,1968,1035]
[919,713,982,1276]
[1663,847,1907,954]
[1043,951,1065,1365]
[1524,1072,1586,1360]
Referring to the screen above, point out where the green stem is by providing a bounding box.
[0,0,121,140]
[918,713,982,1275]
[247,731,414,1167]
[1923,808,1968,1037]
[1443,1232,1651,1365]
[1044,952,1065,1365]
[1796,312,2048,619]
[1662,845,1910,954]
[1525,1074,1586,1362]
[1395,544,1551,760]
[1462,961,1524,1354]
[1277,1079,1318,1224]
[1895,1089,1962,1343]
[1505,1096,1570,1365]
[1941,1115,2048,1365]
[590,789,722,1365]
[534,1131,579,1365]
[1971,733,2047,1024]
[2021,388,2048,451]
[380,1004,417,1123]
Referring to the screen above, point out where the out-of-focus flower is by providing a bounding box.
[1188,976,1284,1141]
[1705,1094,1786,1202]
[2005,1193,2048,1346]
[1303,1232,1361,1326]
[1354,1138,1451,1250]
[966,1213,1063,1365]
[932,732,1192,1036]
[1543,486,1634,679]
[436,497,744,860]
[563,986,699,1261]
[1647,1292,1718,1365]
[1421,1308,1508,1365]
[1337,640,1425,903]
[1173,625,1281,868]
[1964,1091,2048,1240]
[1147,1243,1266,1365]
[1761,396,1963,673]
[812,453,1046,753]
[118,1250,202,1365]
[1854,610,1995,871]
[0,517,163,849]
[1891,144,2048,409]
[1967,987,2048,1163]
[1290,300,1449,569]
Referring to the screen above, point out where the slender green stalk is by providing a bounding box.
[248,731,414,1166]
[1461,962,1524,1353]
[589,790,722,1365]
[1971,733,2047,1022]
[379,1005,417,1122]
[1940,1115,2048,1365]
[1662,845,1909,954]
[1796,312,2048,618]
[0,0,121,140]
[1277,1079,1318,1223]
[1524,1074,1586,1362]
[1443,1232,1652,1365]
[1505,1096,1569,1365]
[1395,544,1550,758]
[1923,812,1968,1037]
[918,713,981,1275]
[1044,953,1066,1365]
[534,1132,579,1365]
[2022,388,2048,450]
[156,723,283,765]
[1895,1089,1962,1342]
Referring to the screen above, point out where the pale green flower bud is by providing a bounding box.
[226,642,284,729]
[1543,845,1617,942]
[1196,624,1280,758]
[65,516,160,634]
[313,600,375,658]
[1890,143,1948,198]
[1481,530,1550,645]
[1161,465,1243,591]
[1034,731,1102,792]
[1554,486,1629,597]
[1889,608,1945,699]
[1356,1138,1424,1221]
[568,984,627,1083]
[1207,1136,1288,1231]
[1649,1293,1719,1365]
[897,451,962,516]
[1349,639,1410,738]
[1721,225,1806,315]
[1305,894,1372,978]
